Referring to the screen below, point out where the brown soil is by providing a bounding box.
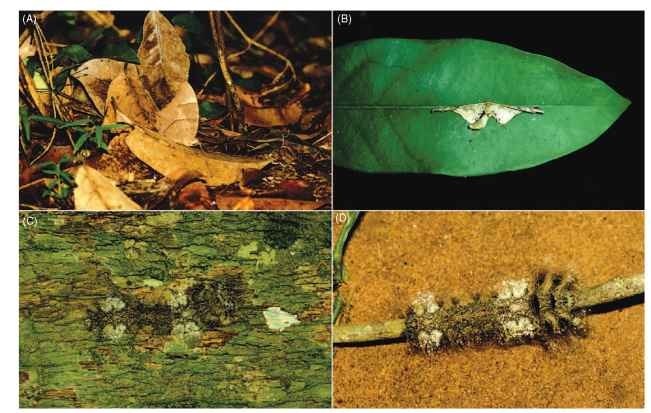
[333,212,644,408]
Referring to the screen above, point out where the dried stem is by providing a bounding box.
[223,11,296,96]
[209,11,243,132]
[333,211,360,286]
[226,11,280,62]
[333,273,644,345]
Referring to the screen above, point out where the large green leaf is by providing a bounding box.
[334,38,630,176]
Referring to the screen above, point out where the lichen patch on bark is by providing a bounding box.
[263,307,300,331]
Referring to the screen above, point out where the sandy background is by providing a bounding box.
[333,212,644,408]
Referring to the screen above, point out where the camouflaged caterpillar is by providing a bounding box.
[405,271,587,353]
[87,275,245,340]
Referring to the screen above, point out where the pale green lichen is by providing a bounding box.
[497,279,529,300]
[142,278,164,288]
[263,307,300,331]
[417,329,443,352]
[100,297,125,312]
[164,322,202,354]
[172,321,201,345]
[123,239,147,260]
[103,323,126,341]
[502,317,536,339]
[144,213,181,227]
[410,292,439,316]
[237,241,259,259]
[168,290,188,309]
[237,241,277,268]
[256,249,277,268]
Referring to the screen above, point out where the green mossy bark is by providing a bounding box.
[19,212,331,408]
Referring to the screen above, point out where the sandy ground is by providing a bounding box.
[333,211,643,408]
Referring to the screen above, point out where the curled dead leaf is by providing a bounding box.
[216,195,324,210]
[157,81,199,146]
[104,65,198,146]
[138,11,190,108]
[243,101,303,127]
[71,58,125,114]
[231,197,255,210]
[104,64,158,129]
[213,82,310,127]
[175,181,212,209]
[74,165,141,210]
[302,63,331,78]
[278,179,313,200]
[84,133,153,183]
[125,128,270,186]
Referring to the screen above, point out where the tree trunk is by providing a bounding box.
[19,212,331,408]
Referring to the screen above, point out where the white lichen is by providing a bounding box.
[263,307,300,332]
[502,317,536,339]
[431,102,543,130]
[171,321,201,347]
[417,329,444,351]
[168,290,188,309]
[411,292,440,316]
[100,297,126,312]
[103,323,126,341]
[172,321,200,337]
[497,279,529,301]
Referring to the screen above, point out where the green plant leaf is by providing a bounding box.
[25,57,41,75]
[55,44,92,65]
[199,101,226,119]
[101,41,139,64]
[73,131,91,153]
[173,13,203,35]
[172,13,208,52]
[19,106,31,145]
[334,38,630,176]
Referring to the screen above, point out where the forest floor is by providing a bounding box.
[19,11,331,210]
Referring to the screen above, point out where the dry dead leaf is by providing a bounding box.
[84,11,116,29]
[230,197,255,210]
[74,165,142,210]
[243,101,303,127]
[138,11,190,108]
[302,63,331,78]
[157,81,199,146]
[84,133,153,183]
[103,64,198,145]
[175,181,211,209]
[71,58,125,114]
[216,195,324,210]
[213,82,310,127]
[104,64,159,129]
[19,35,36,61]
[125,128,271,186]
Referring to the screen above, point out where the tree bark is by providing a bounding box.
[19,212,331,408]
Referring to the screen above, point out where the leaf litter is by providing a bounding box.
[19,11,331,210]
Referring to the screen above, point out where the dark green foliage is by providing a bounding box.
[199,101,226,119]
[100,41,139,63]
[55,44,92,66]
[38,155,75,199]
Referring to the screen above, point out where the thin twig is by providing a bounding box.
[223,11,296,96]
[333,211,360,286]
[209,11,243,131]
[226,12,280,62]
[333,273,644,344]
